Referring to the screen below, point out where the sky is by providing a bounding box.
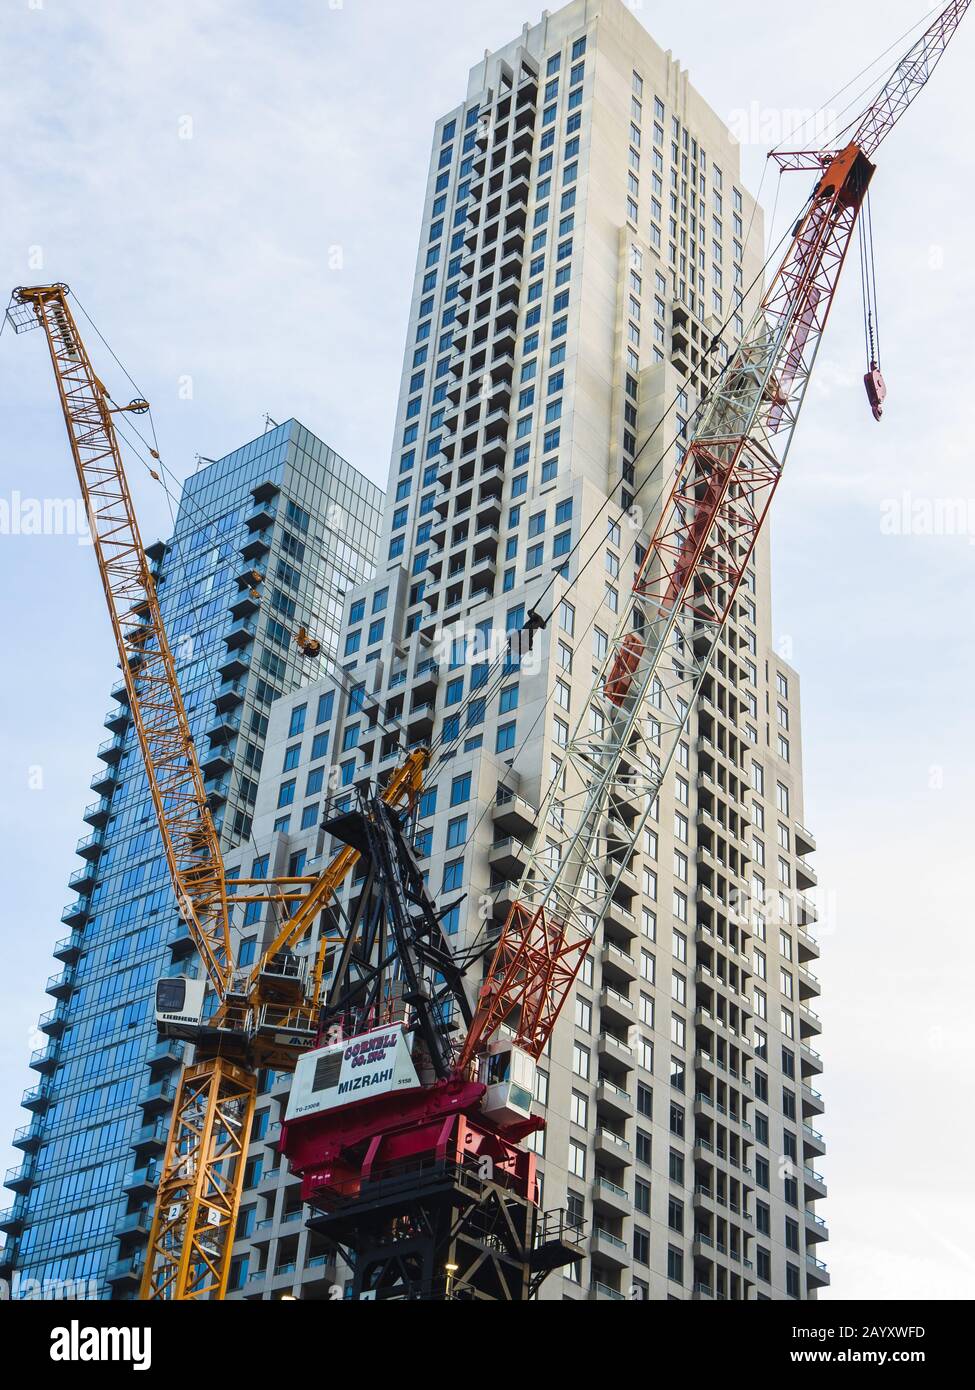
[1,0,973,1301]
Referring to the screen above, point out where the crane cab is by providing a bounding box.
[477,1039,536,1128]
[155,975,206,1038]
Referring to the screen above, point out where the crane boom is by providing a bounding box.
[852,0,970,156]
[8,285,233,995]
[773,0,971,170]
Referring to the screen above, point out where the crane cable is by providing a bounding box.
[858,188,882,371]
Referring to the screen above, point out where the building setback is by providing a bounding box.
[224,0,827,1301]
[0,421,382,1297]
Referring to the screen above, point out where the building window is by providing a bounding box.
[450,773,471,806]
[442,859,464,892]
[446,815,468,850]
[495,722,516,753]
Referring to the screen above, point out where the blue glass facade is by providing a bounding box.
[0,420,381,1297]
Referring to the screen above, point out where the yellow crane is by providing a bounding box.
[7,284,426,1299]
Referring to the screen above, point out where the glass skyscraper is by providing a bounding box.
[0,420,382,1298]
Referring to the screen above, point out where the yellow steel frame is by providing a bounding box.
[13,283,428,1300]
[13,285,233,997]
[140,1056,256,1301]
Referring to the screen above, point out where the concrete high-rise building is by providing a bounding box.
[0,421,382,1298]
[226,0,827,1303]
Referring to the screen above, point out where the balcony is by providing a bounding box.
[595,1078,633,1121]
[4,1162,36,1195]
[799,1003,822,1038]
[489,881,519,924]
[67,862,96,895]
[797,894,818,926]
[795,822,816,856]
[12,1120,44,1154]
[797,927,820,963]
[214,679,246,713]
[589,1227,629,1270]
[217,651,250,682]
[597,1032,635,1073]
[224,617,258,650]
[106,1254,145,1289]
[245,500,276,532]
[139,1078,178,1113]
[588,1280,626,1302]
[132,1120,169,1152]
[103,702,129,735]
[406,701,436,738]
[89,763,119,796]
[600,941,636,983]
[806,1253,830,1288]
[205,779,230,808]
[122,1167,159,1200]
[45,969,74,1000]
[60,897,91,927]
[201,743,234,779]
[167,920,194,956]
[75,829,105,863]
[492,789,538,840]
[96,730,126,766]
[798,962,820,1000]
[599,984,634,1030]
[803,1165,828,1200]
[38,1003,69,1037]
[53,930,84,964]
[591,1177,630,1219]
[240,531,270,561]
[802,1122,827,1158]
[28,1043,59,1076]
[489,835,529,879]
[593,1127,632,1167]
[413,659,440,696]
[147,1038,185,1070]
[82,796,112,829]
[469,554,497,596]
[605,856,637,903]
[116,1205,152,1239]
[0,1206,25,1236]
[800,1042,823,1076]
[796,858,817,891]
[801,1082,825,1117]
